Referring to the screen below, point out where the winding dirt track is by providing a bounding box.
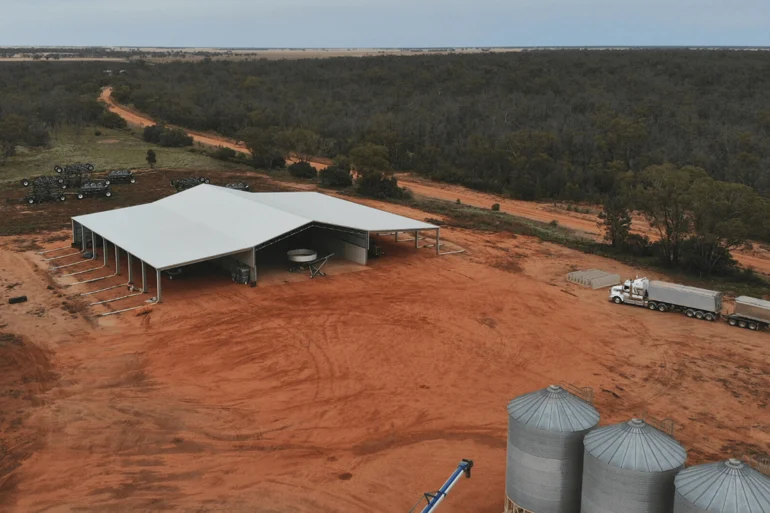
[100,87,770,274]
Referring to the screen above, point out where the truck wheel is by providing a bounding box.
[739,320,747,328]
[612,296,622,304]
[657,303,667,312]
[728,318,738,326]
[704,313,715,321]
[748,322,758,330]
[648,302,657,311]
[695,311,704,320]
[685,309,695,318]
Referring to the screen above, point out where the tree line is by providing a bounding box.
[0,62,124,166]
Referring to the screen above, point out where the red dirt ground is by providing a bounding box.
[1,218,768,512]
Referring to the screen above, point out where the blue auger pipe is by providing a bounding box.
[419,459,473,513]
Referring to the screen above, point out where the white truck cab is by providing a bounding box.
[609,277,649,306]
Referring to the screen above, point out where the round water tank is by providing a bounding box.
[506,384,600,513]
[581,418,687,513]
[674,458,770,513]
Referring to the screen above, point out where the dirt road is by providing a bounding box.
[2,222,768,512]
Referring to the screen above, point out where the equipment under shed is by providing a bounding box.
[68,185,440,304]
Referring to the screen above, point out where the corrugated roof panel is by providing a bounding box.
[675,459,770,513]
[507,385,600,432]
[72,186,437,270]
[584,418,687,472]
[226,190,437,232]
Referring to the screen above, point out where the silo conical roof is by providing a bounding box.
[674,458,770,513]
[507,384,600,432]
[584,418,687,471]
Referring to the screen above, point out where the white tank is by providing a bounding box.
[506,385,600,513]
[674,458,770,513]
[581,418,687,513]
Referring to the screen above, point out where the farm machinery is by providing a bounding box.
[76,181,112,199]
[20,176,67,205]
[409,459,473,513]
[106,169,136,184]
[171,176,210,192]
[225,182,250,191]
[54,163,95,189]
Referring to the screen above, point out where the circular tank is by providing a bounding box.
[581,418,687,513]
[506,384,600,513]
[674,458,770,513]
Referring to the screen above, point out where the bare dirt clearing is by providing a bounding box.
[1,216,768,511]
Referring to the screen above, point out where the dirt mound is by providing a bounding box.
[0,333,56,507]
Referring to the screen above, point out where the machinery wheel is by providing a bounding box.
[130,178,136,184]
[21,178,30,187]
[657,303,667,312]
[61,184,67,189]
[86,164,94,171]
[27,197,35,204]
[77,193,84,200]
[55,166,62,173]
[728,317,738,326]
[748,322,758,330]
[612,296,622,304]
[704,312,715,321]
[104,180,110,185]
[648,302,657,311]
[739,320,747,328]
[695,311,704,320]
[204,178,210,184]
[685,309,695,318]
[105,191,112,197]
[59,195,66,202]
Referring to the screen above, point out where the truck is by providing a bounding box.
[609,277,722,321]
[725,296,770,331]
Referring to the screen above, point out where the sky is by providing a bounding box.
[1,0,769,48]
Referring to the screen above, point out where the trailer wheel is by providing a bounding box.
[612,296,622,304]
[86,164,94,171]
[77,193,84,200]
[657,303,668,312]
[59,195,66,202]
[27,197,35,204]
[55,166,63,173]
[648,302,657,311]
[130,178,136,184]
[105,191,112,198]
[739,320,747,328]
[695,311,704,320]
[728,317,738,326]
[748,322,758,330]
[685,309,695,318]
[21,178,30,187]
[704,312,715,321]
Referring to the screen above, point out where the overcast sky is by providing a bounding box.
[2,0,769,47]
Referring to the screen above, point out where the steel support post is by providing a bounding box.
[415,230,419,249]
[103,238,108,266]
[250,248,257,283]
[156,268,163,303]
[71,219,76,244]
[395,232,399,242]
[141,261,147,293]
[80,225,85,251]
[92,234,98,259]
[436,228,441,256]
[127,253,134,284]
[115,246,120,275]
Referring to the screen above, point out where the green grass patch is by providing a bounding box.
[0,126,250,183]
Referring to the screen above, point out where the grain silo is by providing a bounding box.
[505,384,600,513]
[673,458,770,513]
[581,418,687,513]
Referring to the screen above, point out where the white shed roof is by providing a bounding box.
[73,185,437,270]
